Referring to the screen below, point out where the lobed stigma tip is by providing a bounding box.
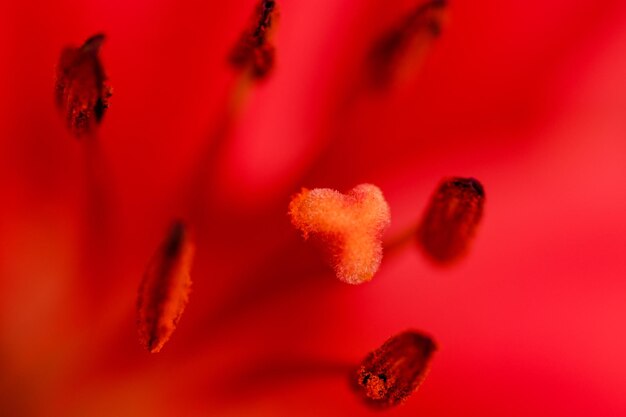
[288,184,391,284]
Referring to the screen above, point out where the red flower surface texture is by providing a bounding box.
[1,0,626,416]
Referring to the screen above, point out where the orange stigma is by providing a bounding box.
[417,177,485,265]
[354,330,437,408]
[288,184,391,284]
[55,33,112,137]
[137,221,195,353]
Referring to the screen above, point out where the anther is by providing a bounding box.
[229,0,279,80]
[288,184,391,284]
[353,330,437,408]
[417,177,485,264]
[137,221,195,353]
[367,0,447,88]
[55,33,112,137]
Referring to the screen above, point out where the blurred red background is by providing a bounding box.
[1,0,625,416]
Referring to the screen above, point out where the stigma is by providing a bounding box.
[288,184,391,284]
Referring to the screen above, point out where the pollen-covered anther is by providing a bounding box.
[288,184,391,284]
[417,177,485,264]
[55,33,112,137]
[229,0,279,80]
[368,0,448,88]
[353,330,437,408]
[137,221,195,353]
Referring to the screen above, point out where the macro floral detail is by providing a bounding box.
[288,184,391,284]
[354,330,437,408]
[2,1,625,416]
[137,221,194,353]
[367,0,448,88]
[54,33,112,137]
[417,177,485,264]
[229,0,279,79]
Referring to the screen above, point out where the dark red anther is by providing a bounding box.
[55,33,112,137]
[417,177,485,264]
[229,0,279,80]
[353,330,437,408]
[137,221,195,353]
[368,0,447,88]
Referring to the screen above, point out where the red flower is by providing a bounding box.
[1,1,626,416]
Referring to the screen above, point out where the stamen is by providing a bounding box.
[367,0,447,88]
[417,177,485,264]
[229,0,279,80]
[288,184,391,285]
[55,33,112,137]
[137,221,195,353]
[353,330,436,408]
